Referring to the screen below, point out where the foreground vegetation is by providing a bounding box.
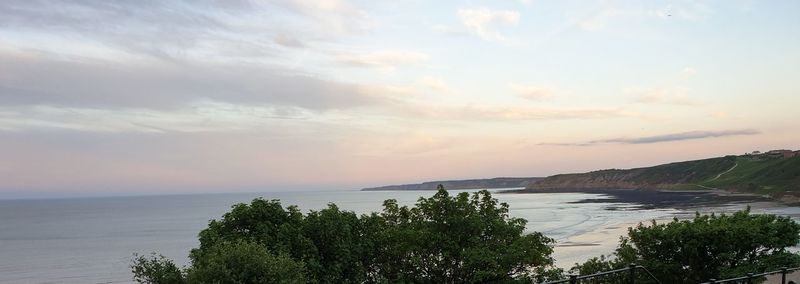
[133,187,800,283]
[133,186,560,283]
[573,208,800,283]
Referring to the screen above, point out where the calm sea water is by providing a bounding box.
[0,189,789,284]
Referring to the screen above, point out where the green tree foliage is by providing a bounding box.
[186,240,305,284]
[373,185,558,282]
[192,201,368,283]
[132,185,559,283]
[131,253,185,284]
[573,208,800,283]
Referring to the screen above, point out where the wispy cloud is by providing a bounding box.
[405,105,640,121]
[575,2,713,31]
[274,0,372,37]
[628,87,702,106]
[0,49,399,110]
[0,1,371,60]
[0,103,317,133]
[509,84,556,101]
[458,8,520,41]
[336,50,428,70]
[417,76,450,92]
[431,24,467,37]
[544,129,760,146]
[274,34,306,48]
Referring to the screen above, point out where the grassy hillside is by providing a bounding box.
[699,156,800,194]
[526,155,800,195]
[527,156,737,190]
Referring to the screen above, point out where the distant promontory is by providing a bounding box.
[362,149,800,201]
[361,177,543,191]
[523,150,799,195]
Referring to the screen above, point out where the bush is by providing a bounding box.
[573,208,800,283]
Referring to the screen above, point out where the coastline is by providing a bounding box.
[552,219,643,268]
[504,187,771,209]
[551,198,795,269]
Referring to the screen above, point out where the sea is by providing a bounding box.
[0,189,796,284]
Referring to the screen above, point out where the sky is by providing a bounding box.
[1,0,799,198]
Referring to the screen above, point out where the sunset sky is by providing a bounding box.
[1,0,798,198]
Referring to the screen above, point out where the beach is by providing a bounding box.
[542,188,800,269]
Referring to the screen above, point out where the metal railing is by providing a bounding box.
[701,267,800,284]
[543,264,800,284]
[543,264,663,284]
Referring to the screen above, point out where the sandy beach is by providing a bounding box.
[545,189,799,270]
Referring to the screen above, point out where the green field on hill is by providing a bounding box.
[698,156,800,194]
[527,154,800,195]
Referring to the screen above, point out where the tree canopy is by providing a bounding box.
[372,185,557,282]
[573,207,800,283]
[132,185,558,283]
[133,188,800,284]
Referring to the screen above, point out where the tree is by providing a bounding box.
[132,186,559,283]
[373,185,559,283]
[299,204,370,283]
[186,240,305,284]
[573,208,800,283]
[191,200,371,283]
[131,253,185,284]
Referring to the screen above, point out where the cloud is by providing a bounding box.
[0,1,371,60]
[458,8,520,41]
[273,0,372,37]
[336,50,428,70]
[544,129,760,146]
[575,2,713,32]
[0,49,397,110]
[274,34,306,48]
[0,1,248,59]
[405,105,639,121]
[417,76,449,92]
[628,87,702,106]
[431,24,467,37]
[0,103,317,133]
[509,84,556,101]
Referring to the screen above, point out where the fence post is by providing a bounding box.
[628,263,636,284]
[746,272,754,284]
[782,267,788,284]
[569,274,577,284]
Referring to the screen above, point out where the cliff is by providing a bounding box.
[527,156,737,191]
[525,155,800,195]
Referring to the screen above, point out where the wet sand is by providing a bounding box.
[507,188,771,209]
[553,220,640,268]
[540,188,794,269]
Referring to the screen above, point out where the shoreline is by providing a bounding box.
[537,187,793,269]
[504,188,771,210]
[552,219,643,268]
[551,198,794,269]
